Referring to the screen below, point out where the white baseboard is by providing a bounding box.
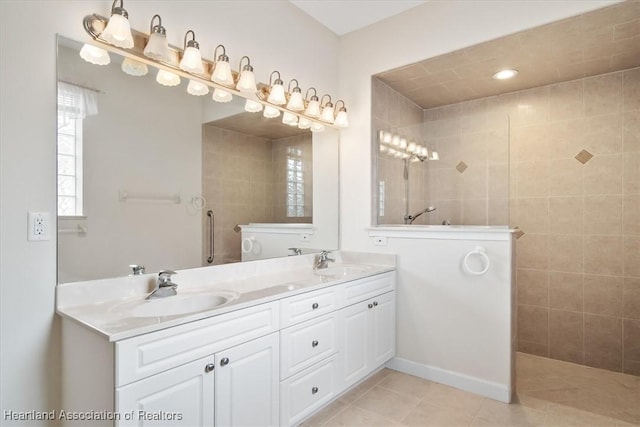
[386,357,512,403]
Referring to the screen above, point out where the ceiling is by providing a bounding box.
[289,0,427,36]
[205,113,309,140]
[376,0,640,109]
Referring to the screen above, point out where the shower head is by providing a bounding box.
[425,206,436,213]
[404,206,437,224]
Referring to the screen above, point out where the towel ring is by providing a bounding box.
[464,246,490,275]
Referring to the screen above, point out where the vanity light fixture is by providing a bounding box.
[156,69,180,86]
[282,111,299,126]
[430,151,440,160]
[379,129,436,163]
[267,71,286,105]
[179,30,205,74]
[236,56,257,93]
[303,88,321,118]
[310,122,325,132]
[320,95,334,124]
[79,43,111,65]
[212,88,233,103]
[244,99,263,113]
[143,15,171,62]
[100,0,134,48]
[298,117,312,129]
[492,69,518,80]
[334,100,349,128]
[263,105,281,118]
[187,80,209,96]
[211,45,234,86]
[286,79,305,111]
[121,57,148,76]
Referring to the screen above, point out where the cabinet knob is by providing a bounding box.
[312,340,319,348]
[373,301,378,307]
[204,363,215,373]
[220,357,230,366]
[368,303,373,309]
[312,302,319,310]
[312,386,319,394]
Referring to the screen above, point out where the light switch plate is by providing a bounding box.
[28,211,51,241]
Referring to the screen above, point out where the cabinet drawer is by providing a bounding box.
[115,301,278,387]
[343,272,395,306]
[280,313,339,379]
[280,357,338,426]
[280,287,342,328]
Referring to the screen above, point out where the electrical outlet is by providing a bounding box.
[373,236,388,246]
[28,212,50,241]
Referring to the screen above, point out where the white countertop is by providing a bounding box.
[56,251,396,342]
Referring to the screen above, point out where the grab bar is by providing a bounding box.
[207,210,214,264]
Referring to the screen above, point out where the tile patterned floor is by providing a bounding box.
[301,353,640,426]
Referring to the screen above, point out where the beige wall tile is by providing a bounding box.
[549,309,584,364]
[623,277,640,320]
[584,275,623,317]
[584,72,623,117]
[584,154,624,195]
[488,164,509,200]
[517,269,549,307]
[460,98,488,133]
[514,124,550,162]
[583,114,623,155]
[624,236,640,277]
[435,199,462,225]
[518,161,549,197]
[488,199,510,226]
[517,198,549,234]
[548,119,584,160]
[584,314,623,372]
[623,68,640,112]
[623,319,640,375]
[517,233,549,270]
[583,195,623,235]
[462,165,488,199]
[518,305,549,354]
[549,234,584,273]
[436,168,462,200]
[512,86,550,127]
[517,340,549,358]
[550,79,584,122]
[462,199,488,225]
[623,111,639,152]
[549,197,583,234]
[624,152,639,194]
[549,272,584,311]
[549,158,583,196]
[487,128,510,165]
[584,235,624,276]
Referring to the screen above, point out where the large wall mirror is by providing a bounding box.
[56,36,339,283]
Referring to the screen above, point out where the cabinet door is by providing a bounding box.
[215,332,279,427]
[340,301,369,389]
[116,356,215,427]
[370,291,396,367]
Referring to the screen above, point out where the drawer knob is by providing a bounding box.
[373,301,378,307]
[312,302,319,310]
[312,386,319,394]
[368,303,373,309]
[312,340,319,348]
[204,363,215,373]
[220,357,230,366]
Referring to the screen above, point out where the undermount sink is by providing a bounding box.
[111,290,239,317]
[314,264,373,277]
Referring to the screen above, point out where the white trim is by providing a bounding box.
[386,357,512,403]
[240,223,315,234]
[368,225,514,241]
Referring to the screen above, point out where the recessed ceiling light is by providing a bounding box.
[492,69,519,80]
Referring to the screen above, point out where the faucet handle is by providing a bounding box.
[129,264,146,275]
[158,270,177,284]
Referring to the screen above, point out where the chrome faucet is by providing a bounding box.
[288,247,303,256]
[404,206,436,224]
[313,250,335,270]
[146,270,178,300]
[129,264,146,275]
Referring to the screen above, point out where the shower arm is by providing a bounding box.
[403,206,436,224]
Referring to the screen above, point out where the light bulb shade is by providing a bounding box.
[180,46,205,74]
[399,138,408,149]
[79,44,110,65]
[101,13,134,49]
[286,91,305,111]
[304,99,320,118]
[187,80,209,96]
[282,112,298,125]
[391,135,400,146]
[298,118,312,129]
[320,105,335,123]
[156,69,181,86]
[267,83,286,105]
[430,151,440,160]
[211,61,234,86]
[334,110,349,128]
[310,122,325,133]
[236,70,257,93]
[121,57,148,76]
[263,105,281,118]
[244,99,263,113]
[212,88,233,103]
[144,32,171,62]
[407,142,417,153]
[421,147,429,157]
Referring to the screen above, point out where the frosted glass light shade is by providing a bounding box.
[211,61,234,86]
[101,13,134,49]
[286,91,305,111]
[79,44,111,65]
[298,118,312,129]
[156,69,181,86]
[121,57,148,76]
[304,99,320,118]
[263,105,281,118]
[236,70,257,93]
[267,83,286,105]
[187,80,209,96]
[179,47,205,74]
[310,122,325,133]
[212,88,233,103]
[144,32,171,62]
[334,110,349,128]
[320,105,335,123]
[282,112,298,125]
[430,151,440,160]
[244,99,263,113]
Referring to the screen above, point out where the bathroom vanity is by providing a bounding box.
[57,252,396,426]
